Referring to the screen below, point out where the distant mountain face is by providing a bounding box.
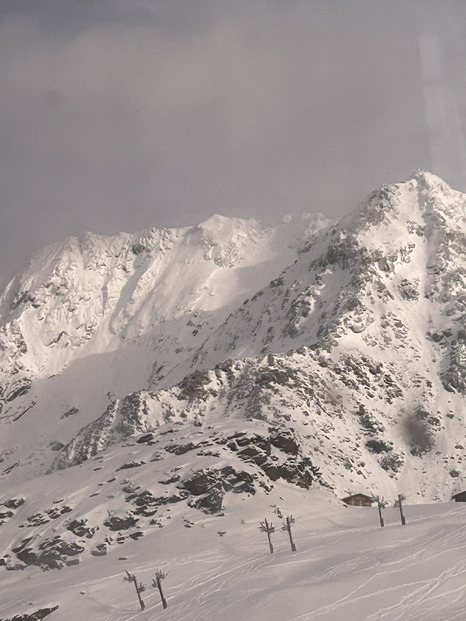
[0,212,329,478]
[2,171,466,505]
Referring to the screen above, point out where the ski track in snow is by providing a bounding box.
[137,504,466,621]
[284,514,466,620]
[3,488,466,620]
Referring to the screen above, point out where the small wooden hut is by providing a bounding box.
[341,493,373,507]
[452,491,466,502]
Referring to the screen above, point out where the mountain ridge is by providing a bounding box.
[1,171,466,505]
[0,211,330,479]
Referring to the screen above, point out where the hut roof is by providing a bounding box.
[341,493,373,504]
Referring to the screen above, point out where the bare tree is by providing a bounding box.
[397,493,407,525]
[372,495,388,528]
[124,570,146,611]
[282,516,297,552]
[259,518,275,554]
[152,569,168,609]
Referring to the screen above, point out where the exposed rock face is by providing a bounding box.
[2,498,25,510]
[1,421,324,570]
[66,519,98,539]
[180,466,256,514]
[52,392,154,470]
[13,535,84,570]
[0,605,59,621]
[103,515,138,531]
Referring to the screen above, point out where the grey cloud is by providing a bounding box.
[1,0,466,286]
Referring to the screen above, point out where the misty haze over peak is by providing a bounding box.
[1,0,466,287]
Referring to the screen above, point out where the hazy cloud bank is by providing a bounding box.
[1,0,465,285]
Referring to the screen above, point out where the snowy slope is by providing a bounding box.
[1,440,466,621]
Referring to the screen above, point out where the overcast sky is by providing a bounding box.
[1,0,466,287]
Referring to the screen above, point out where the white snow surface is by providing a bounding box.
[1,437,466,621]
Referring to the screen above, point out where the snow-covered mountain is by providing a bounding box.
[0,212,329,479]
[2,171,466,619]
[2,170,466,499]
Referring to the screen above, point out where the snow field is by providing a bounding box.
[2,483,466,621]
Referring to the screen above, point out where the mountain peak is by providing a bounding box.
[408,169,451,190]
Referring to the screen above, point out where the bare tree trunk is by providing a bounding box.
[286,517,297,552]
[157,576,168,609]
[126,571,145,611]
[377,501,384,528]
[136,582,146,611]
[265,518,274,553]
[398,494,406,526]
[260,518,275,553]
[267,531,274,554]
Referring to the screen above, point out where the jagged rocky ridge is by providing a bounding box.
[1,171,466,508]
